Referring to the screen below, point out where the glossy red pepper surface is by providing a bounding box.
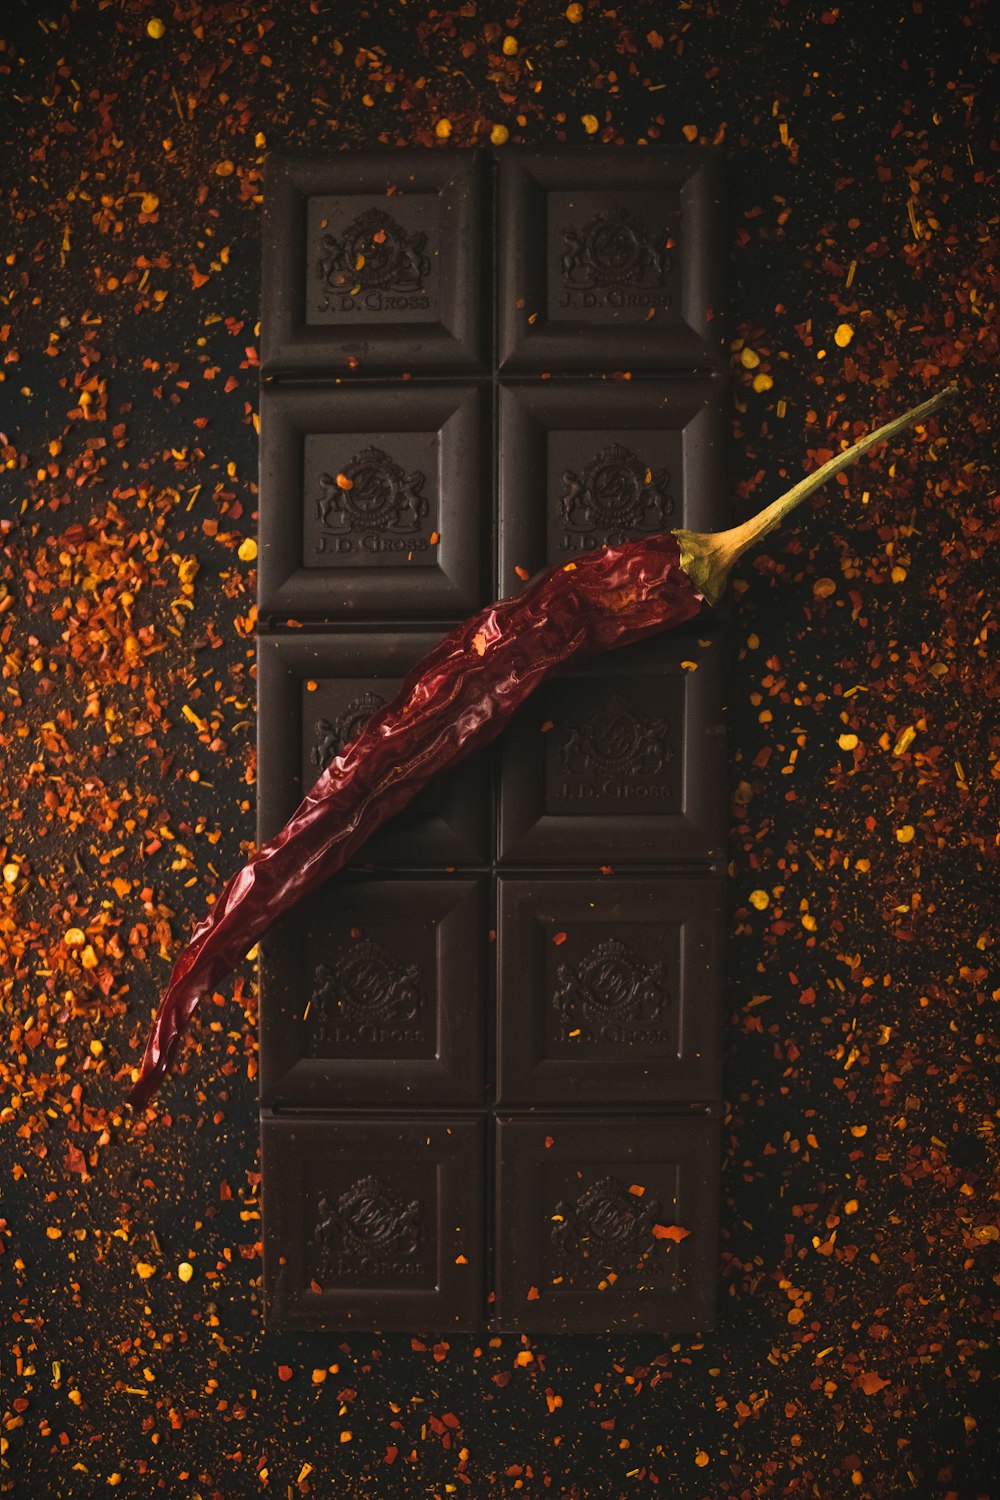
[128,533,703,1106]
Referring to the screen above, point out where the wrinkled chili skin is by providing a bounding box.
[128,533,703,1106]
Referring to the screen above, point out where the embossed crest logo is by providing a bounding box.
[313,447,429,556]
[553,938,666,1025]
[312,1176,423,1280]
[560,204,669,290]
[312,940,425,1025]
[558,442,673,542]
[551,1176,663,1261]
[317,207,431,305]
[311,692,385,773]
[558,695,672,781]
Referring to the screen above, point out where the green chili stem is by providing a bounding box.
[674,384,957,606]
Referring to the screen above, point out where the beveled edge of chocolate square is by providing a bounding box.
[493,1109,721,1334]
[256,629,491,864]
[262,1115,485,1333]
[496,146,727,373]
[261,149,489,375]
[258,381,489,620]
[495,874,726,1107]
[497,626,729,865]
[496,377,729,600]
[259,876,486,1108]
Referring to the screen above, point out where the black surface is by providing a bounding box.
[258,382,489,618]
[494,1112,721,1333]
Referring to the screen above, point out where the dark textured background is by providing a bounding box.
[1,3,996,1497]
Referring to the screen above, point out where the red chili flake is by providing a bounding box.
[652,1224,691,1242]
[552,931,567,945]
[276,1365,293,1382]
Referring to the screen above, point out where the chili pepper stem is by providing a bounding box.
[673,384,957,606]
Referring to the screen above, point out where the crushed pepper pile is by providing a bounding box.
[1,4,996,1498]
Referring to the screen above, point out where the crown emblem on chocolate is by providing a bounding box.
[311,939,425,1029]
[551,1176,662,1260]
[317,207,431,295]
[558,694,672,779]
[311,692,386,772]
[312,1176,423,1274]
[559,204,669,290]
[553,938,667,1024]
[314,447,428,545]
[559,442,673,536]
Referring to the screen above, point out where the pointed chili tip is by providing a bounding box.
[126,1071,156,1111]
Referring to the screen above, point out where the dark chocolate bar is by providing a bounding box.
[256,631,490,865]
[262,1116,484,1332]
[494,1112,721,1333]
[496,876,725,1106]
[497,148,726,374]
[261,151,488,375]
[497,628,728,865]
[258,146,729,1334]
[498,379,728,596]
[259,382,489,619]
[259,875,486,1108]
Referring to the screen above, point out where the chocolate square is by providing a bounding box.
[262,1117,484,1332]
[497,149,725,373]
[258,383,487,619]
[494,1113,720,1333]
[259,876,486,1107]
[262,151,488,374]
[497,380,727,597]
[257,632,490,865]
[497,630,727,864]
[496,876,724,1105]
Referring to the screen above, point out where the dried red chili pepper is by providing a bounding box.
[127,386,955,1106]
